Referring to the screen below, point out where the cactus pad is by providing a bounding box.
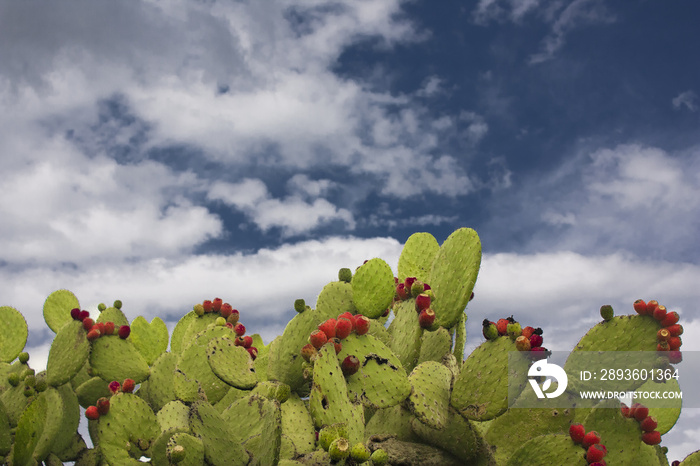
[410,408,479,462]
[0,306,28,363]
[351,258,396,319]
[316,281,356,320]
[189,400,250,465]
[387,300,424,372]
[582,399,642,464]
[280,393,316,457]
[398,232,440,283]
[46,320,90,387]
[506,433,587,465]
[42,289,80,333]
[407,361,451,429]
[177,326,234,404]
[206,336,257,389]
[129,316,169,365]
[89,335,150,384]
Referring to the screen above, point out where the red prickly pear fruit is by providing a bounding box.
[404,277,417,292]
[82,318,95,331]
[341,355,360,376]
[415,293,431,312]
[657,341,670,352]
[633,299,647,315]
[234,323,246,337]
[78,310,90,321]
[87,328,101,342]
[418,308,436,329]
[309,330,328,349]
[85,405,100,420]
[496,318,509,336]
[96,397,110,415]
[330,337,342,354]
[108,381,120,394]
[582,431,600,449]
[515,335,531,351]
[482,320,498,340]
[335,318,353,339]
[640,416,658,432]
[242,335,253,348]
[122,379,135,393]
[620,403,631,417]
[227,309,240,325]
[382,308,390,317]
[629,403,641,418]
[220,303,233,318]
[354,315,370,335]
[118,325,130,339]
[71,308,81,320]
[641,430,661,445]
[423,283,431,291]
[589,462,607,466]
[667,324,683,337]
[469,291,474,301]
[587,444,607,463]
[646,300,659,315]
[246,347,258,360]
[300,343,317,362]
[672,462,681,466]
[338,312,356,327]
[569,423,585,443]
[521,326,536,339]
[653,305,667,321]
[103,321,115,335]
[234,336,245,346]
[395,283,409,300]
[633,405,649,422]
[318,319,337,339]
[94,322,105,335]
[657,328,671,342]
[660,311,679,327]
[212,298,223,312]
[225,322,234,329]
[668,350,682,364]
[202,300,213,312]
[529,334,543,348]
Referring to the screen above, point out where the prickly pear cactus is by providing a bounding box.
[0,227,688,465]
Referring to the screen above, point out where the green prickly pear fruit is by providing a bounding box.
[329,437,350,461]
[22,368,35,378]
[294,298,306,313]
[338,268,352,283]
[482,320,498,340]
[98,303,106,311]
[370,448,388,465]
[300,343,317,362]
[8,372,20,386]
[506,321,522,339]
[113,300,122,309]
[193,303,205,316]
[168,444,186,463]
[600,304,614,321]
[34,377,47,392]
[351,443,371,463]
[24,374,36,387]
[18,352,29,364]
[23,386,35,397]
[215,317,226,326]
[318,424,347,451]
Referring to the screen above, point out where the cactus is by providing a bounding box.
[0,227,691,465]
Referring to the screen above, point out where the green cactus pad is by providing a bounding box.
[31,388,70,461]
[582,399,642,464]
[281,393,316,457]
[410,408,479,462]
[214,386,249,413]
[267,308,326,392]
[96,393,159,465]
[0,402,10,456]
[398,232,440,283]
[136,351,178,412]
[95,306,129,328]
[166,432,205,466]
[74,376,112,409]
[1,377,30,426]
[251,380,290,403]
[51,384,81,457]
[89,335,150,384]
[179,313,221,349]
[12,392,48,466]
[337,334,411,409]
[308,344,365,445]
[189,400,250,466]
[368,319,391,346]
[150,428,187,466]
[54,432,87,463]
[0,306,28,363]
[206,336,257,389]
[638,377,681,435]
[484,386,575,464]
[177,326,234,404]
[506,433,587,466]
[129,316,169,365]
[46,320,90,387]
[364,404,422,443]
[351,258,396,319]
[453,312,467,364]
[681,450,700,465]
[316,281,356,320]
[407,362,451,429]
[387,300,424,373]
[634,443,668,466]
[417,327,452,365]
[156,400,190,433]
[428,228,481,328]
[170,311,197,354]
[42,289,80,333]
[451,338,529,421]
[573,315,660,352]
[222,394,282,465]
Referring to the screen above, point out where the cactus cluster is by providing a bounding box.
[0,227,694,465]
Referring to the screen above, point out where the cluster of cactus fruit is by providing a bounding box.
[0,227,694,465]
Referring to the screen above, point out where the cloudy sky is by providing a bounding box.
[1,0,699,460]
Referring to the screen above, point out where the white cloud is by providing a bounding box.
[473,0,542,25]
[672,90,698,112]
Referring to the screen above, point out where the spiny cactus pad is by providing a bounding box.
[42,289,80,333]
[506,433,587,465]
[0,306,28,364]
[129,316,169,365]
[398,232,440,283]
[206,336,257,389]
[46,320,90,386]
[89,335,150,384]
[407,361,451,429]
[351,258,395,319]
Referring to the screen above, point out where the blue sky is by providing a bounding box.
[1,0,699,459]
